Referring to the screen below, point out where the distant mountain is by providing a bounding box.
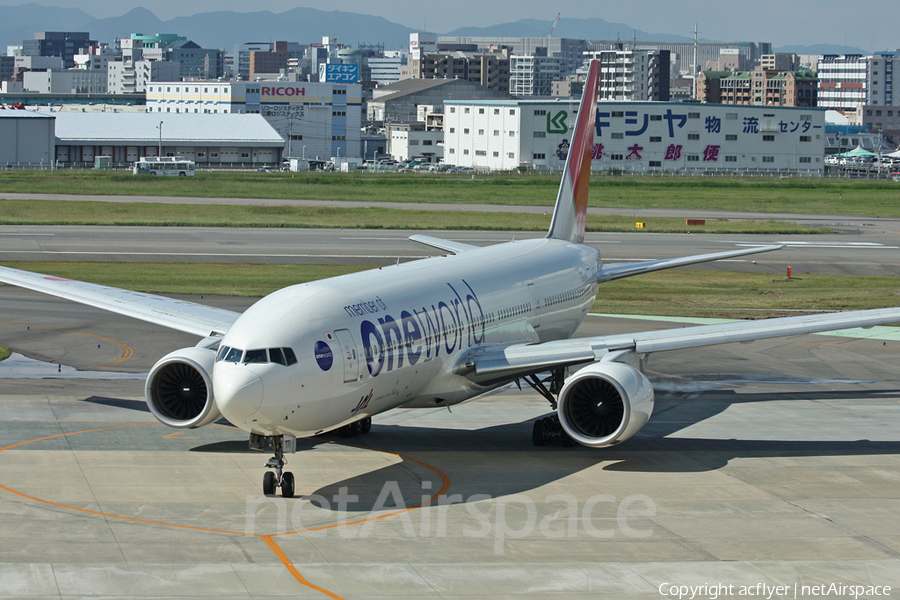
[0,4,872,57]
[775,44,868,55]
[0,3,95,47]
[0,5,415,51]
[446,17,693,43]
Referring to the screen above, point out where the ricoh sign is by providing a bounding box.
[260,86,306,98]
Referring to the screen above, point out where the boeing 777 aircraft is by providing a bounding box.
[2,60,900,498]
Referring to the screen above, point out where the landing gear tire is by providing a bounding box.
[281,472,295,498]
[532,415,577,447]
[339,417,371,437]
[263,471,276,495]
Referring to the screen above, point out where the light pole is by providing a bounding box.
[157,121,163,157]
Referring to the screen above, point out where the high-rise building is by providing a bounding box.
[22,32,97,68]
[585,48,671,101]
[510,52,565,96]
[817,52,900,113]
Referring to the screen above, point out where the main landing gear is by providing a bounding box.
[523,369,575,447]
[251,434,294,498]
[338,416,372,438]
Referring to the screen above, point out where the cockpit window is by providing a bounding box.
[223,347,243,363]
[269,347,286,365]
[283,347,298,366]
[244,349,268,364]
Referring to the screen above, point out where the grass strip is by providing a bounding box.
[1,261,896,319]
[0,199,826,234]
[1,171,899,216]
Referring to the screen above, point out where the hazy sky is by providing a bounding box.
[5,0,897,50]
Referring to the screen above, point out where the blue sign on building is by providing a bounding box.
[325,64,359,83]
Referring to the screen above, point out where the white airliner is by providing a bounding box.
[2,60,900,498]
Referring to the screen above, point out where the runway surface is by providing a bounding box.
[2,225,900,277]
[1,290,899,599]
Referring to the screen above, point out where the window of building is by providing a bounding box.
[650,114,662,121]
[409,140,419,145]
[475,150,486,156]
[799,156,811,163]
[688,112,700,119]
[507,152,515,159]
[464,128,470,134]
[532,153,545,159]
[687,133,700,140]
[464,107,470,114]
[649,160,661,167]
[763,134,775,141]
[493,151,499,157]
[726,134,738,141]
[478,108,485,114]
[493,130,499,136]
[687,155,699,162]
[478,129,484,135]
[509,131,515,137]
[649,136,662,142]
[762,156,775,163]
[534,131,546,138]
[449,127,455,133]
[610,154,623,160]
[423,140,433,146]
[534,110,546,116]
[725,155,737,162]
[450,107,456,113]
[610,111,624,118]
[464,149,470,155]
[449,148,455,154]
[509,109,515,116]
[611,132,624,139]
[493,108,500,115]
[800,135,811,142]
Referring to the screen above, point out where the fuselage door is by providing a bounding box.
[333,328,359,383]
[527,282,542,331]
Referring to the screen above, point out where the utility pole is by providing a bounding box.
[157,121,163,157]
[692,23,700,100]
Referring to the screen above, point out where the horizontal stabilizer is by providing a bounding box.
[409,234,478,255]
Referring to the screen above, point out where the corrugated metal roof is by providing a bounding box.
[54,113,284,144]
[0,109,54,119]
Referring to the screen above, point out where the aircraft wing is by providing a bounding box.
[409,234,478,255]
[467,307,900,380]
[0,265,240,338]
[597,244,785,282]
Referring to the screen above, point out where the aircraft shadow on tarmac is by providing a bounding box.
[181,384,900,511]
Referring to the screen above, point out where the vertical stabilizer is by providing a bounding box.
[546,60,601,244]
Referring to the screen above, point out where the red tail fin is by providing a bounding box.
[546,60,601,244]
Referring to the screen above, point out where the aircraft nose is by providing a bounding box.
[214,367,264,420]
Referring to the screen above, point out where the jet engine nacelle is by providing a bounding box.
[145,347,220,429]
[557,361,654,448]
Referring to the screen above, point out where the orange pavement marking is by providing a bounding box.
[0,421,454,600]
[0,321,134,367]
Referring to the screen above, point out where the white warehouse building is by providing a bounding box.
[146,81,362,160]
[444,100,826,174]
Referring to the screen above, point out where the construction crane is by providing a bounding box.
[548,12,561,37]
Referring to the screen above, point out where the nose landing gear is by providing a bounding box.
[251,434,295,498]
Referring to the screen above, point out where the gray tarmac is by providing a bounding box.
[1,289,899,599]
[2,224,900,277]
